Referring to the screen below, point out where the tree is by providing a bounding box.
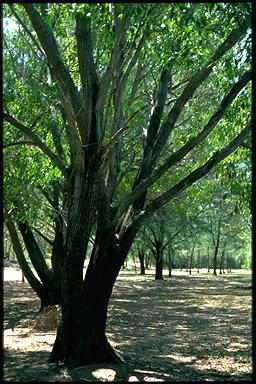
[138,249,146,275]
[3,3,251,368]
[147,215,165,280]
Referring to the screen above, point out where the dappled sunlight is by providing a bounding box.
[226,341,250,353]
[160,353,197,363]
[4,270,251,381]
[175,324,190,331]
[92,368,116,381]
[107,270,252,380]
[114,299,133,303]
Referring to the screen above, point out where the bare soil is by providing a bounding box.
[3,263,252,382]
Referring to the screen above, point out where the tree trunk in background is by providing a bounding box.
[207,245,210,272]
[197,249,200,273]
[213,247,218,276]
[213,218,221,276]
[133,255,137,273]
[189,240,196,275]
[154,240,164,280]
[168,245,175,277]
[226,254,231,273]
[219,236,227,274]
[138,250,146,275]
[145,251,151,269]
[168,251,172,277]
[186,252,190,272]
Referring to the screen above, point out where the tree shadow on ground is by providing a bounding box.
[4,281,40,330]
[3,271,252,381]
[105,272,252,381]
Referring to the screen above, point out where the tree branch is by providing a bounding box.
[32,226,54,246]
[96,8,129,116]
[22,4,86,145]
[130,63,172,211]
[3,36,22,80]
[76,14,99,144]
[3,112,67,177]
[103,104,148,153]
[153,15,251,156]
[5,218,46,297]
[4,140,35,148]
[240,143,252,151]
[8,4,45,57]
[116,69,251,217]
[132,122,251,230]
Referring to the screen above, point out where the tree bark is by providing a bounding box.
[6,219,55,310]
[49,227,134,368]
[18,222,49,280]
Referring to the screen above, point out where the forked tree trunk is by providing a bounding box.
[49,228,135,368]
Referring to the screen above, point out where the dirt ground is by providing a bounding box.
[3,262,252,382]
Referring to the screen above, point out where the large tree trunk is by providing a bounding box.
[49,218,136,368]
[49,232,131,367]
[50,280,121,368]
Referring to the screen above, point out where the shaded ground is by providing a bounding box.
[3,263,252,381]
